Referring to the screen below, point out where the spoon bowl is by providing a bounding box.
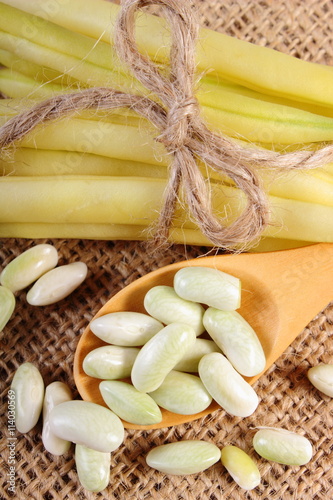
[74,243,333,429]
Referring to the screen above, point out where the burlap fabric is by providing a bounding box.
[1,0,333,498]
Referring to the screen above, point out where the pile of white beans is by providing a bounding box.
[87,266,264,423]
[10,363,121,493]
[4,250,333,493]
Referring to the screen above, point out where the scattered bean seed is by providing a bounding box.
[146,440,221,475]
[144,285,205,335]
[253,427,313,466]
[90,311,163,346]
[75,444,110,492]
[131,322,196,393]
[0,244,58,292]
[0,285,15,331]
[26,261,87,306]
[203,308,266,377]
[174,266,241,311]
[42,381,72,456]
[307,363,333,398]
[100,380,162,425]
[198,353,258,417]
[221,445,261,490]
[174,338,222,372]
[148,370,212,415]
[49,400,124,453]
[83,345,140,380]
[10,362,45,433]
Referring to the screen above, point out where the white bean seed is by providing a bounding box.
[174,266,241,311]
[10,362,45,433]
[26,261,87,305]
[131,322,196,393]
[148,370,212,415]
[307,363,333,397]
[75,444,110,492]
[143,285,205,335]
[174,338,222,372]
[42,381,72,456]
[83,345,140,379]
[253,427,313,465]
[203,308,266,377]
[0,244,58,292]
[221,445,260,490]
[49,400,124,453]
[100,380,162,425]
[0,285,15,331]
[198,353,258,417]
[89,311,163,346]
[146,440,221,475]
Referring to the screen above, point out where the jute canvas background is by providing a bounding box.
[1,0,333,498]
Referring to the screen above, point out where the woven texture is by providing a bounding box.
[1,0,333,498]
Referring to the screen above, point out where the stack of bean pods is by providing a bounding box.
[2,1,333,249]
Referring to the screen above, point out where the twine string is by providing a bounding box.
[115,0,270,247]
[0,0,331,249]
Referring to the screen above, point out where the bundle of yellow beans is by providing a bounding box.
[1,0,333,251]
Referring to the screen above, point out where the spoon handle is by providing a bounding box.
[234,243,333,384]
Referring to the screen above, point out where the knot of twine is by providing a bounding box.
[0,0,331,249]
[158,97,199,150]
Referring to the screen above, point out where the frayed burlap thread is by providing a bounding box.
[0,0,332,249]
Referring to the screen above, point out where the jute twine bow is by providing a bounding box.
[0,0,331,249]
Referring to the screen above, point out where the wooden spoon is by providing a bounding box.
[73,242,333,430]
